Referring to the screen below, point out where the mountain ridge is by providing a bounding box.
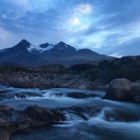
[0,39,113,67]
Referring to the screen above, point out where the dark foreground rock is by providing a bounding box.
[66,92,96,99]
[130,83,140,96]
[105,78,131,101]
[0,129,10,140]
[104,78,140,102]
[24,105,66,128]
[0,104,66,139]
[0,104,31,134]
[15,92,43,99]
[130,83,140,103]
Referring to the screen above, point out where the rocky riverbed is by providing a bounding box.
[0,84,139,140]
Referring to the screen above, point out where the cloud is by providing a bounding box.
[74,4,93,15]
[0,0,140,57]
[0,27,18,48]
[110,53,122,58]
[102,38,140,56]
[8,0,30,10]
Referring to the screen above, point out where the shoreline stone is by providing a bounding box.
[0,104,66,139]
[104,78,140,103]
[0,129,10,140]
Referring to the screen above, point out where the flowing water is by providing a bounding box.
[0,85,140,140]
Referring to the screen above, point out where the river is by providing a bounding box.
[0,85,139,140]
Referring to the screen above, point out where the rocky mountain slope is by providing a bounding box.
[0,39,112,67]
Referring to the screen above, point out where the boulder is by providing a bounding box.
[66,92,96,99]
[24,105,66,128]
[0,129,10,140]
[5,119,31,134]
[130,83,140,97]
[103,108,139,122]
[133,96,140,103]
[15,92,42,98]
[0,105,31,134]
[0,105,14,111]
[0,104,68,137]
[15,93,27,98]
[130,83,140,103]
[0,104,66,137]
[105,78,132,101]
[0,118,6,125]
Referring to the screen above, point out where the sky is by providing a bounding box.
[0,0,140,57]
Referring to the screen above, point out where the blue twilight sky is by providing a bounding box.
[0,0,140,57]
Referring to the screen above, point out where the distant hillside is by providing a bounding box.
[0,56,140,89]
[70,56,140,82]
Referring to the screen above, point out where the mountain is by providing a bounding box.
[0,39,112,67]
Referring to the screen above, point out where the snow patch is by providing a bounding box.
[40,45,54,52]
[27,44,54,52]
[27,45,37,52]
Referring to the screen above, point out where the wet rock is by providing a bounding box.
[133,96,140,103]
[0,118,6,125]
[0,129,10,140]
[103,108,139,122]
[0,104,14,111]
[4,119,31,134]
[130,83,140,97]
[0,104,67,137]
[15,92,42,98]
[24,105,66,128]
[15,93,27,98]
[0,90,8,97]
[59,106,101,121]
[105,78,132,101]
[105,79,140,103]
[66,92,96,99]
[0,105,31,134]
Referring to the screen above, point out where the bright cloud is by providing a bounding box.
[72,17,80,25]
[74,4,93,15]
[65,16,91,32]
[64,3,93,32]
[0,0,140,56]
[0,27,17,47]
[110,53,122,58]
[5,0,30,10]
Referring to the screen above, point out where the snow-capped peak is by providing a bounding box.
[27,44,54,52]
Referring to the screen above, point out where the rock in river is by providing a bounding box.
[24,105,66,128]
[0,104,67,139]
[130,83,140,103]
[104,78,132,101]
[0,129,10,140]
